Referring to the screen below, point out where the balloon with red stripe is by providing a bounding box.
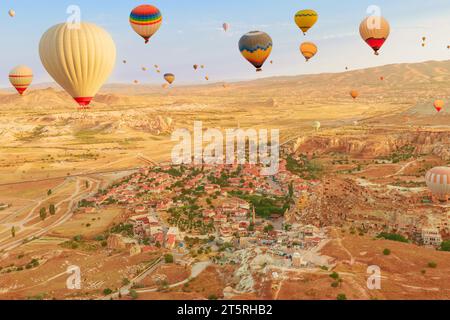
[9,65,33,95]
[130,4,162,44]
[360,16,390,55]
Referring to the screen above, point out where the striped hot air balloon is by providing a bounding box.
[426,167,450,202]
[295,9,318,35]
[434,100,445,113]
[130,5,162,44]
[239,31,273,72]
[39,22,116,109]
[9,65,33,95]
[300,42,317,62]
[360,16,390,55]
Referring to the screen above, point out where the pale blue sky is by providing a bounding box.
[1,0,450,86]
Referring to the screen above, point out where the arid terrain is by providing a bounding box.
[0,60,449,300]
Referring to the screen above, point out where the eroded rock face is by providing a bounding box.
[294,130,450,160]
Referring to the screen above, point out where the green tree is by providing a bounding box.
[85,181,89,189]
[103,288,113,296]
[164,254,174,264]
[337,294,347,301]
[49,204,56,215]
[383,249,391,256]
[39,208,47,221]
[129,290,138,300]
[47,189,52,196]
[440,241,450,252]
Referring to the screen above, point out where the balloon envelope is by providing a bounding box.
[9,65,33,95]
[130,5,162,44]
[295,10,318,35]
[164,73,175,84]
[39,22,116,109]
[8,9,15,17]
[239,31,273,72]
[360,16,390,55]
[434,100,445,112]
[223,23,230,32]
[350,90,359,99]
[300,42,317,61]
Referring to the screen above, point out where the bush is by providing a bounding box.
[164,254,174,264]
[377,232,408,243]
[383,249,391,256]
[427,262,437,269]
[440,241,450,252]
[208,294,218,300]
[337,294,347,301]
[103,288,113,295]
[129,290,139,300]
[330,272,340,280]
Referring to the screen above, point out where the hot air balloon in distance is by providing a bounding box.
[193,64,199,70]
[8,9,15,17]
[447,45,450,49]
[123,60,127,64]
[201,65,205,69]
[142,67,147,71]
[425,167,450,202]
[422,43,426,47]
[9,65,33,95]
[39,22,116,109]
[434,100,445,113]
[130,5,162,44]
[360,16,390,55]
[205,76,209,81]
[312,121,321,132]
[162,83,169,89]
[239,31,273,72]
[350,90,359,99]
[133,80,139,84]
[422,37,426,42]
[156,70,161,73]
[223,23,230,32]
[380,76,384,81]
[164,73,175,85]
[345,67,349,70]
[300,42,317,62]
[270,60,273,64]
[154,64,159,69]
[295,9,318,35]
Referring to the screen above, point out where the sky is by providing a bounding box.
[1,0,450,86]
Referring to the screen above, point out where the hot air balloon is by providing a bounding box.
[350,90,359,99]
[447,45,450,49]
[425,167,450,202]
[130,5,162,44]
[201,65,205,69]
[162,83,169,89]
[164,73,175,85]
[312,121,321,132]
[156,70,161,73]
[380,76,384,81]
[270,60,273,64]
[123,60,127,64]
[295,10,318,35]
[434,100,445,112]
[359,16,390,55]
[422,43,426,47]
[205,76,209,81]
[154,64,159,69]
[39,22,116,109]
[300,42,317,62]
[8,9,15,17]
[9,65,33,95]
[134,80,139,84]
[422,37,426,42]
[223,23,230,32]
[193,64,198,70]
[142,67,147,71]
[239,31,273,72]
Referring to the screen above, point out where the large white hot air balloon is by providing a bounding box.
[39,22,116,109]
[9,65,33,95]
[425,167,450,202]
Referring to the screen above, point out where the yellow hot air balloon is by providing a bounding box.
[295,10,318,35]
[8,9,15,17]
[312,121,321,132]
[350,90,359,99]
[360,16,390,55]
[300,42,317,62]
[142,67,147,71]
[9,65,33,95]
[434,100,445,113]
[164,73,175,84]
[205,76,209,81]
[39,22,116,109]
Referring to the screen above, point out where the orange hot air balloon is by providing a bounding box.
[350,90,359,99]
[205,76,209,81]
[360,16,390,55]
[9,65,33,95]
[300,42,317,62]
[434,100,445,112]
[380,76,384,81]
[164,73,175,84]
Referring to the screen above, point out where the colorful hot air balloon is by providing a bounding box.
[239,31,273,72]
[300,42,317,62]
[359,16,390,55]
[39,22,116,109]
[295,10,318,35]
[434,100,445,112]
[8,9,15,17]
[130,5,162,44]
[193,64,199,70]
[164,73,175,84]
[350,90,359,99]
[223,23,230,32]
[9,65,33,95]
